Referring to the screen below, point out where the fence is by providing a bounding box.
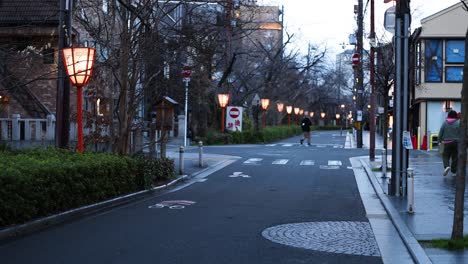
[0,114,182,154]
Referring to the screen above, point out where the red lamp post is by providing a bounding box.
[294,107,300,124]
[286,105,292,126]
[276,102,284,125]
[260,98,270,128]
[62,47,96,153]
[217,93,229,133]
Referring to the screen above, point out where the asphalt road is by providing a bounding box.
[0,130,382,264]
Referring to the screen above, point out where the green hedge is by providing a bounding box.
[0,148,175,227]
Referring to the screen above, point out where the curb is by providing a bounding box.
[0,175,189,242]
[359,157,432,264]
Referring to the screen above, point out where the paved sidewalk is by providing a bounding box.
[356,130,468,264]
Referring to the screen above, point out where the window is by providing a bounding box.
[445,66,463,82]
[416,42,421,84]
[424,39,442,82]
[446,40,465,64]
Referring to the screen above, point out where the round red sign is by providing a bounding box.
[229,107,240,118]
[352,53,359,65]
[181,66,192,78]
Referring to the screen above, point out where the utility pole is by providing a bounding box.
[356,0,364,148]
[390,0,410,196]
[369,0,376,160]
[56,0,72,148]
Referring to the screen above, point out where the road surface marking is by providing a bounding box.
[320,165,340,170]
[300,160,315,165]
[243,158,262,164]
[228,172,251,178]
[272,159,289,165]
[328,160,342,166]
[149,200,196,209]
[282,143,294,147]
[265,144,277,146]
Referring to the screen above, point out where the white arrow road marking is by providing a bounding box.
[272,159,289,165]
[328,160,342,166]
[300,160,315,166]
[243,158,262,164]
[228,172,251,178]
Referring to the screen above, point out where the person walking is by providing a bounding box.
[438,110,460,176]
[300,115,312,146]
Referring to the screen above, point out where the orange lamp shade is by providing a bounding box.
[277,103,284,113]
[294,107,300,115]
[286,106,293,114]
[299,109,304,115]
[321,112,326,118]
[62,47,96,87]
[260,98,270,110]
[217,93,229,108]
[335,113,341,119]
[309,112,314,118]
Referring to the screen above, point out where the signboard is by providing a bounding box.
[402,131,413,149]
[226,106,243,132]
[352,53,359,65]
[356,110,363,121]
[181,66,192,78]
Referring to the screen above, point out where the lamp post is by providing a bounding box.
[260,98,270,128]
[321,111,326,126]
[309,111,314,125]
[217,93,230,133]
[276,102,284,125]
[62,47,96,153]
[294,107,300,125]
[0,95,9,118]
[286,105,292,126]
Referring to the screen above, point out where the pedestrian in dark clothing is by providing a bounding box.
[439,110,460,176]
[300,116,312,145]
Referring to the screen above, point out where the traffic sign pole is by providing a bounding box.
[181,66,192,147]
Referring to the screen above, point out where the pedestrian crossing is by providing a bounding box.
[265,143,343,148]
[242,158,347,169]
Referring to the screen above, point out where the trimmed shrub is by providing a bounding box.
[0,148,175,227]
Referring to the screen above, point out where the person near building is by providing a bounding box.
[438,110,460,176]
[300,115,312,146]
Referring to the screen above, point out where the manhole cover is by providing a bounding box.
[262,221,380,257]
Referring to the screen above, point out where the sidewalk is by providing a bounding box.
[356,130,468,263]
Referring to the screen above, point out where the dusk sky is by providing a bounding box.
[261,0,462,59]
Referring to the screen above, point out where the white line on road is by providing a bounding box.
[328,160,342,166]
[243,158,262,164]
[272,159,289,165]
[300,160,315,166]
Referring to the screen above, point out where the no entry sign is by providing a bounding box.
[181,66,192,78]
[226,106,243,132]
[352,53,359,65]
[229,107,240,118]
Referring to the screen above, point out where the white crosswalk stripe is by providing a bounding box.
[241,158,345,168]
[300,160,315,165]
[272,159,289,165]
[243,158,262,164]
[328,160,342,166]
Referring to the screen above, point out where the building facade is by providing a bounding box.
[412,2,467,142]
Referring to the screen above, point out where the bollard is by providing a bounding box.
[198,141,204,168]
[407,167,415,213]
[179,146,185,175]
[381,148,387,178]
